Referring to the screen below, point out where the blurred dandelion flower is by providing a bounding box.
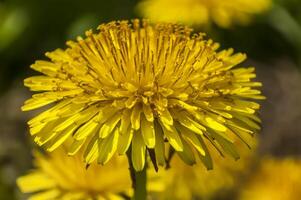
[239,157,301,200]
[17,148,132,200]
[22,19,264,171]
[152,139,257,200]
[137,0,272,28]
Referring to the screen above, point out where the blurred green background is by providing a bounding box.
[0,0,301,199]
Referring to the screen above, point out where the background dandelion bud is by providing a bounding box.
[22,19,264,171]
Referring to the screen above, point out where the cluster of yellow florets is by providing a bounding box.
[17,148,132,200]
[22,20,263,173]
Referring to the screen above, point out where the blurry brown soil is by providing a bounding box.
[252,58,301,157]
[0,82,32,199]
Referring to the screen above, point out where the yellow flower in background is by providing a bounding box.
[22,19,264,172]
[17,148,132,200]
[137,0,272,28]
[239,157,301,200]
[152,139,257,200]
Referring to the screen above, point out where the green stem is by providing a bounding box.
[133,166,147,200]
[126,150,147,200]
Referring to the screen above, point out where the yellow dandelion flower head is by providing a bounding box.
[22,19,264,171]
[239,157,301,200]
[137,0,272,28]
[17,148,132,200]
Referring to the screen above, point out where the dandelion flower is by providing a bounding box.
[22,19,264,171]
[137,0,272,28]
[151,139,257,200]
[17,148,132,200]
[239,157,301,200]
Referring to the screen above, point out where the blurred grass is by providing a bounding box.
[0,0,139,93]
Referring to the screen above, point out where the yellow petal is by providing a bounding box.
[175,112,204,135]
[73,114,99,140]
[99,115,121,138]
[98,106,119,124]
[68,139,86,156]
[117,128,134,155]
[46,125,77,152]
[34,130,58,146]
[197,135,213,170]
[131,105,141,130]
[160,121,183,151]
[234,99,260,110]
[158,108,173,126]
[177,139,196,165]
[119,109,131,135]
[98,128,119,164]
[194,112,228,132]
[141,116,155,148]
[30,60,59,77]
[106,193,125,200]
[56,102,85,118]
[177,124,206,156]
[17,172,56,193]
[29,189,60,200]
[226,120,254,134]
[229,126,254,148]
[210,131,240,160]
[206,117,227,132]
[22,97,58,111]
[125,96,137,108]
[121,82,137,92]
[143,104,154,122]
[234,114,260,130]
[84,135,99,164]
[27,99,71,126]
[169,99,198,112]
[29,123,46,135]
[33,120,60,145]
[54,105,98,133]
[154,120,166,166]
[132,131,146,171]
